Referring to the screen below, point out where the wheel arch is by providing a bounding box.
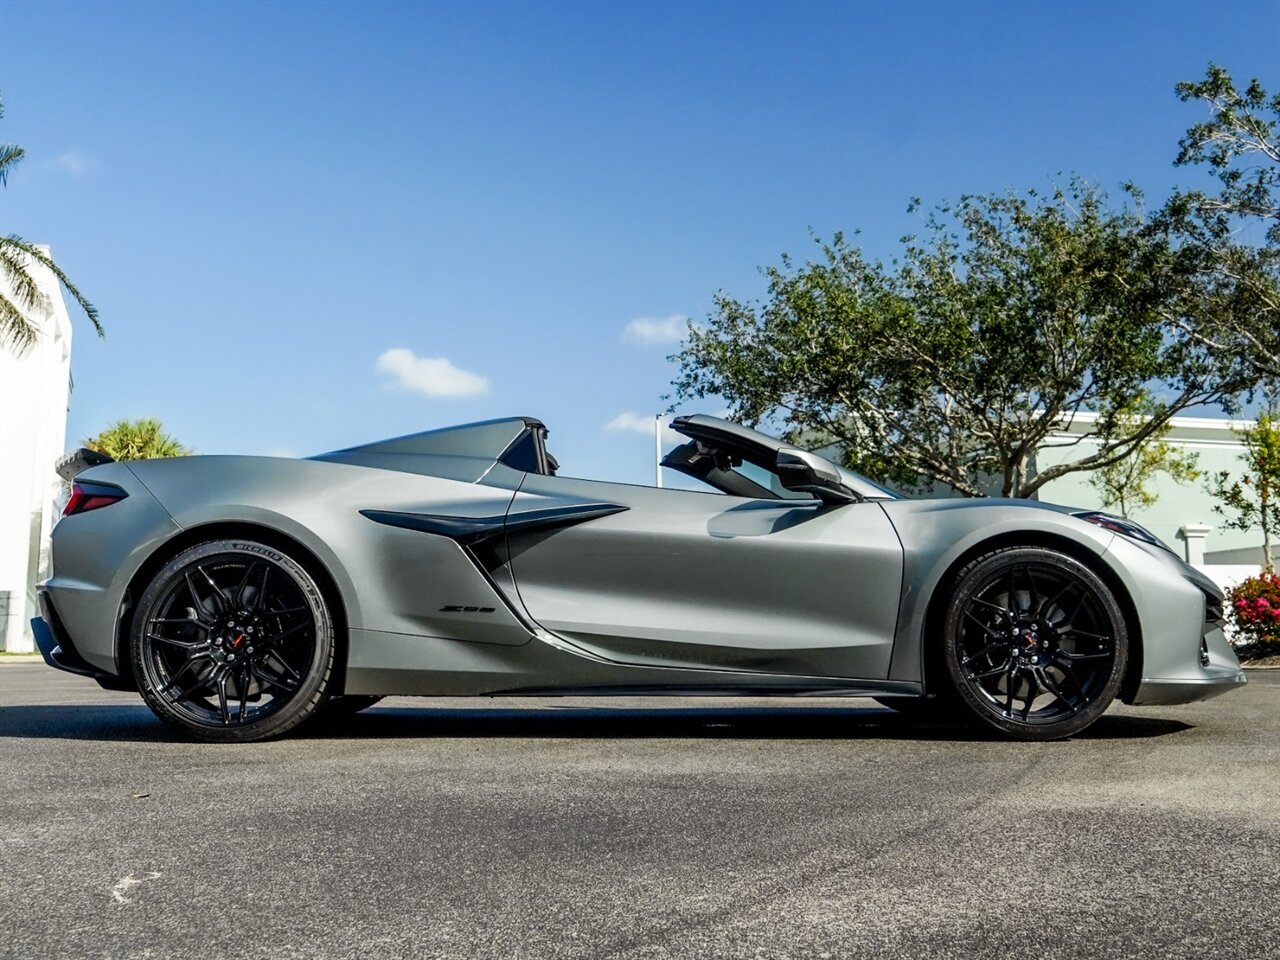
[918,530,1143,703]
[115,521,354,695]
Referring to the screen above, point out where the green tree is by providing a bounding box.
[0,95,102,352]
[1156,64,1279,381]
[84,418,192,461]
[1088,399,1200,518]
[1207,411,1280,572]
[671,181,1270,498]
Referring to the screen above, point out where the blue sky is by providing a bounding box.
[2,0,1277,483]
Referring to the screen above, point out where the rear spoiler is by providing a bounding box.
[55,448,115,482]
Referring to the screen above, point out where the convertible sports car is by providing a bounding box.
[34,415,1245,742]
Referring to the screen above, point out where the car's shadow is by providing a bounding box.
[0,702,1193,744]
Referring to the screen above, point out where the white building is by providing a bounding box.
[0,246,73,652]
[1034,412,1273,594]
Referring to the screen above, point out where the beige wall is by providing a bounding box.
[1033,413,1272,569]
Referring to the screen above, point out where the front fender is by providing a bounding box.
[880,499,1115,684]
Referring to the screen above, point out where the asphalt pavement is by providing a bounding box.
[1,662,1277,960]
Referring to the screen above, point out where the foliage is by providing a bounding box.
[0,96,23,186]
[1172,64,1279,243]
[0,94,102,353]
[84,418,192,461]
[1089,398,1199,518]
[669,64,1279,498]
[1207,410,1280,571]
[1156,64,1279,382]
[1226,572,1280,657]
[671,182,1267,497]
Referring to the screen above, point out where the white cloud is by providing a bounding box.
[607,412,687,448]
[606,411,658,434]
[52,150,93,176]
[375,348,489,398]
[623,314,687,346]
[264,447,298,458]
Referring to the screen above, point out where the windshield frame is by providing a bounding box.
[663,415,900,502]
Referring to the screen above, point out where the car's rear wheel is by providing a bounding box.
[131,540,335,742]
[942,547,1128,740]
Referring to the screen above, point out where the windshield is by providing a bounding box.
[832,465,901,500]
[664,414,901,501]
[728,458,816,500]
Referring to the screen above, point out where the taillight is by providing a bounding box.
[63,481,128,516]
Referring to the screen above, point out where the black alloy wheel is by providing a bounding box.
[943,547,1128,740]
[131,540,335,742]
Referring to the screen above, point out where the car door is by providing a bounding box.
[505,422,905,680]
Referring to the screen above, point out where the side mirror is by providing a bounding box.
[775,449,860,505]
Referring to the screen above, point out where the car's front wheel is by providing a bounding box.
[942,547,1128,740]
[130,540,335,742]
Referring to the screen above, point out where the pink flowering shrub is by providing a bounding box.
[1227,572,1280,657]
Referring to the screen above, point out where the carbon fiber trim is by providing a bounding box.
[359,502,628,544]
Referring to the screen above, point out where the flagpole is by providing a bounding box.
[654,414,663,488]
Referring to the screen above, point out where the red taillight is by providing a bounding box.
[63,481,128,517]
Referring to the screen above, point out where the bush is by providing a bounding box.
[1227,572,1280,658]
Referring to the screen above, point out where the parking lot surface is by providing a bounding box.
[1,663,1277,960]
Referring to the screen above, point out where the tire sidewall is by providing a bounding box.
[942,547,1128,740]
[130,539,335,742]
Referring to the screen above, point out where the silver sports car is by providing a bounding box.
[34,415,1245,742]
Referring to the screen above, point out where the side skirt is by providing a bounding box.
[483,681,925,699]
[343,628,922,698]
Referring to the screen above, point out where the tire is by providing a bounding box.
[130,540,335,742]
[319,694,384,716]
[941,547,1128,741]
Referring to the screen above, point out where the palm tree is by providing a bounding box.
[84,418,192,461]
[0,95,102,352]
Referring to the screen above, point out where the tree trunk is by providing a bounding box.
[1262,486,1274,573]
[1005,458,1028,499]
